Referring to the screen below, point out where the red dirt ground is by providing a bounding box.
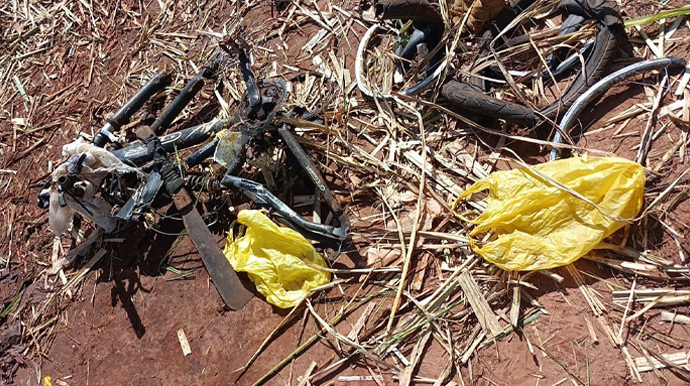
[2,0,690,385]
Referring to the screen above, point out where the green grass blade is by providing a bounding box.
[625,6,690,28]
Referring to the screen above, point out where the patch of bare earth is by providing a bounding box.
[1,0,690,385]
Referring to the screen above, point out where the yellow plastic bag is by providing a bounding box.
[453,156,645,271]
[223,209,330,308]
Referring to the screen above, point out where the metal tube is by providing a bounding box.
[93,72,171,147]
[220,175,348,241]
[113,120,230,165]
[550,57,686,160]
[150,67,214,135]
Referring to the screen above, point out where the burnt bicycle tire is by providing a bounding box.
[539,22,618,119]
[465,0,623,123]
[441,80,537,126]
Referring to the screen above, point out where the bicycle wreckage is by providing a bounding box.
[37,39,348,310]
[37,0,687,310]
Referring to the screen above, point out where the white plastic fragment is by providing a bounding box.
[48,190,76,236]
[46,138,144,236]
[213,130,244,167]
[61,137,142,180]
[177,328,192,356]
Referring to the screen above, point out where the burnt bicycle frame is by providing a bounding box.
[38,43,348,246]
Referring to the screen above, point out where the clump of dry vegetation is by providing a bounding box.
[1,0,690,385]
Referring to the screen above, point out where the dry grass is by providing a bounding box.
[1,0,690,385]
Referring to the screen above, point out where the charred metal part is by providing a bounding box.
[550,57,686,160]
[185,80,287,169]
[185,139,220,168]
[94,72,171,148]
[99,173,129,207]
[184,174,216,192]
[150,66,217,136]
[205,99,349,244]
[277,124,348,235]
[113,120,230,166]
[116,170,163,222]
[220,175,348,242]
[220,38,261,111]
[239,48,261,110]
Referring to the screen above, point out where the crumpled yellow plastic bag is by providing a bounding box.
[223,209,330,308]
[453,156,645,271]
